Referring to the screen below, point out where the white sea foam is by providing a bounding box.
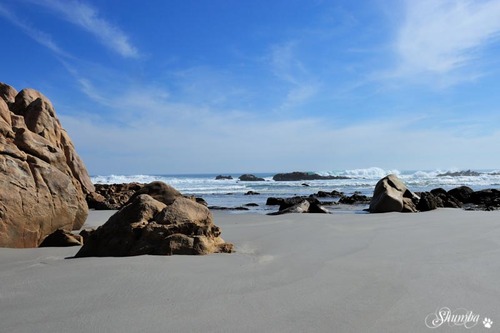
[340,167,401,179]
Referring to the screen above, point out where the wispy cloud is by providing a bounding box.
[395,0,500,76]
[0,4,70,58]
[32,0,139,58]
[61,94,500,174]
[269,42,320,109]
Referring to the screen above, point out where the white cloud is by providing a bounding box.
[58,78,500,174]
[33,0,139,58]
[268,42,320,110]
[0,4,70,58]
[396,0,500,76]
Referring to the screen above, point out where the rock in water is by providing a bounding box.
[0,83,94,248]
[75,183,233,257]
[369,174,419,213]
[238,174,265,181]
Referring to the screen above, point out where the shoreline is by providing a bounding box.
[1,209,500,332]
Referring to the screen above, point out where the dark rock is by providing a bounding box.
[39,229,83,247]
[439,193,462,208]
[315,190,344,198]
[308,202,330,214]
[447,186,474,204]
[277,196,321,211]
[430,188,448,196]
[244,191,260,195]
[418,188,466,211]
[79,229,95,244]
[416,192,442,211]
[302,183,310,187]
[244,203,259,207]
[339,194,371,204]
[266,197,284,205]
[215,175,233,180]
[209,206,250,211]
[437,170,481,177]
[331,190,344,197]
[268,200,310,215]
[266,195,328,214]
[195,197,208,206]
[272,171,349,181]
[470,189,500,209]
[239,174,265,181]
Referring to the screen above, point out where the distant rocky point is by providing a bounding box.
[239,174,265,181]
[272,171,350,181]
[215,175,233,180]
[437,170,481,177]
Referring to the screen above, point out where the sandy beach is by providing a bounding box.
[1,209,499,332]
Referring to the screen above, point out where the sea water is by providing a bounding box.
[91,167,500,214]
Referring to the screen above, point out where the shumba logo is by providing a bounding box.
[425,307,484,329]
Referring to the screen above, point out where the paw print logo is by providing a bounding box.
[483,317,493,328]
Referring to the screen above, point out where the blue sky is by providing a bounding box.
[2,0,500,174]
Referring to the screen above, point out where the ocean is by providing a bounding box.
[91,167,500,214]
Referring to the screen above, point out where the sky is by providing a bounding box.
[1,0,500,175]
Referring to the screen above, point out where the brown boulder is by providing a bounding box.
[75,188,233,257]
[0,83,94,248]
[39,229,83,247]
[369,174,419,213]
[0,82,17,105]
[126,181,182,206]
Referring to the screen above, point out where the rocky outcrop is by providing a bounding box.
[244,191,260,195]
[315,190,344,198]
[87,183,144,210]
[447,186,474,204]
[414,186,500,212]
[87,181,209,211]
[437,170,481,177]
[125,181,182,205]
[369,174,419,213]
[0,83,94,248]
[75,182,233,257]
[469,189,500,210]
[338,193,371,205]
[266,196,328,215]
[215,175,233,180]
[239,174,265,181]
[268,200,311,215]
[272,171,349,181]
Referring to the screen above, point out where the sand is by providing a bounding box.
[1,209,499,332]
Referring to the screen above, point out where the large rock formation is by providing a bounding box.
[76,182,233,257]
[0,83,94,248]
[369,174,419,213]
